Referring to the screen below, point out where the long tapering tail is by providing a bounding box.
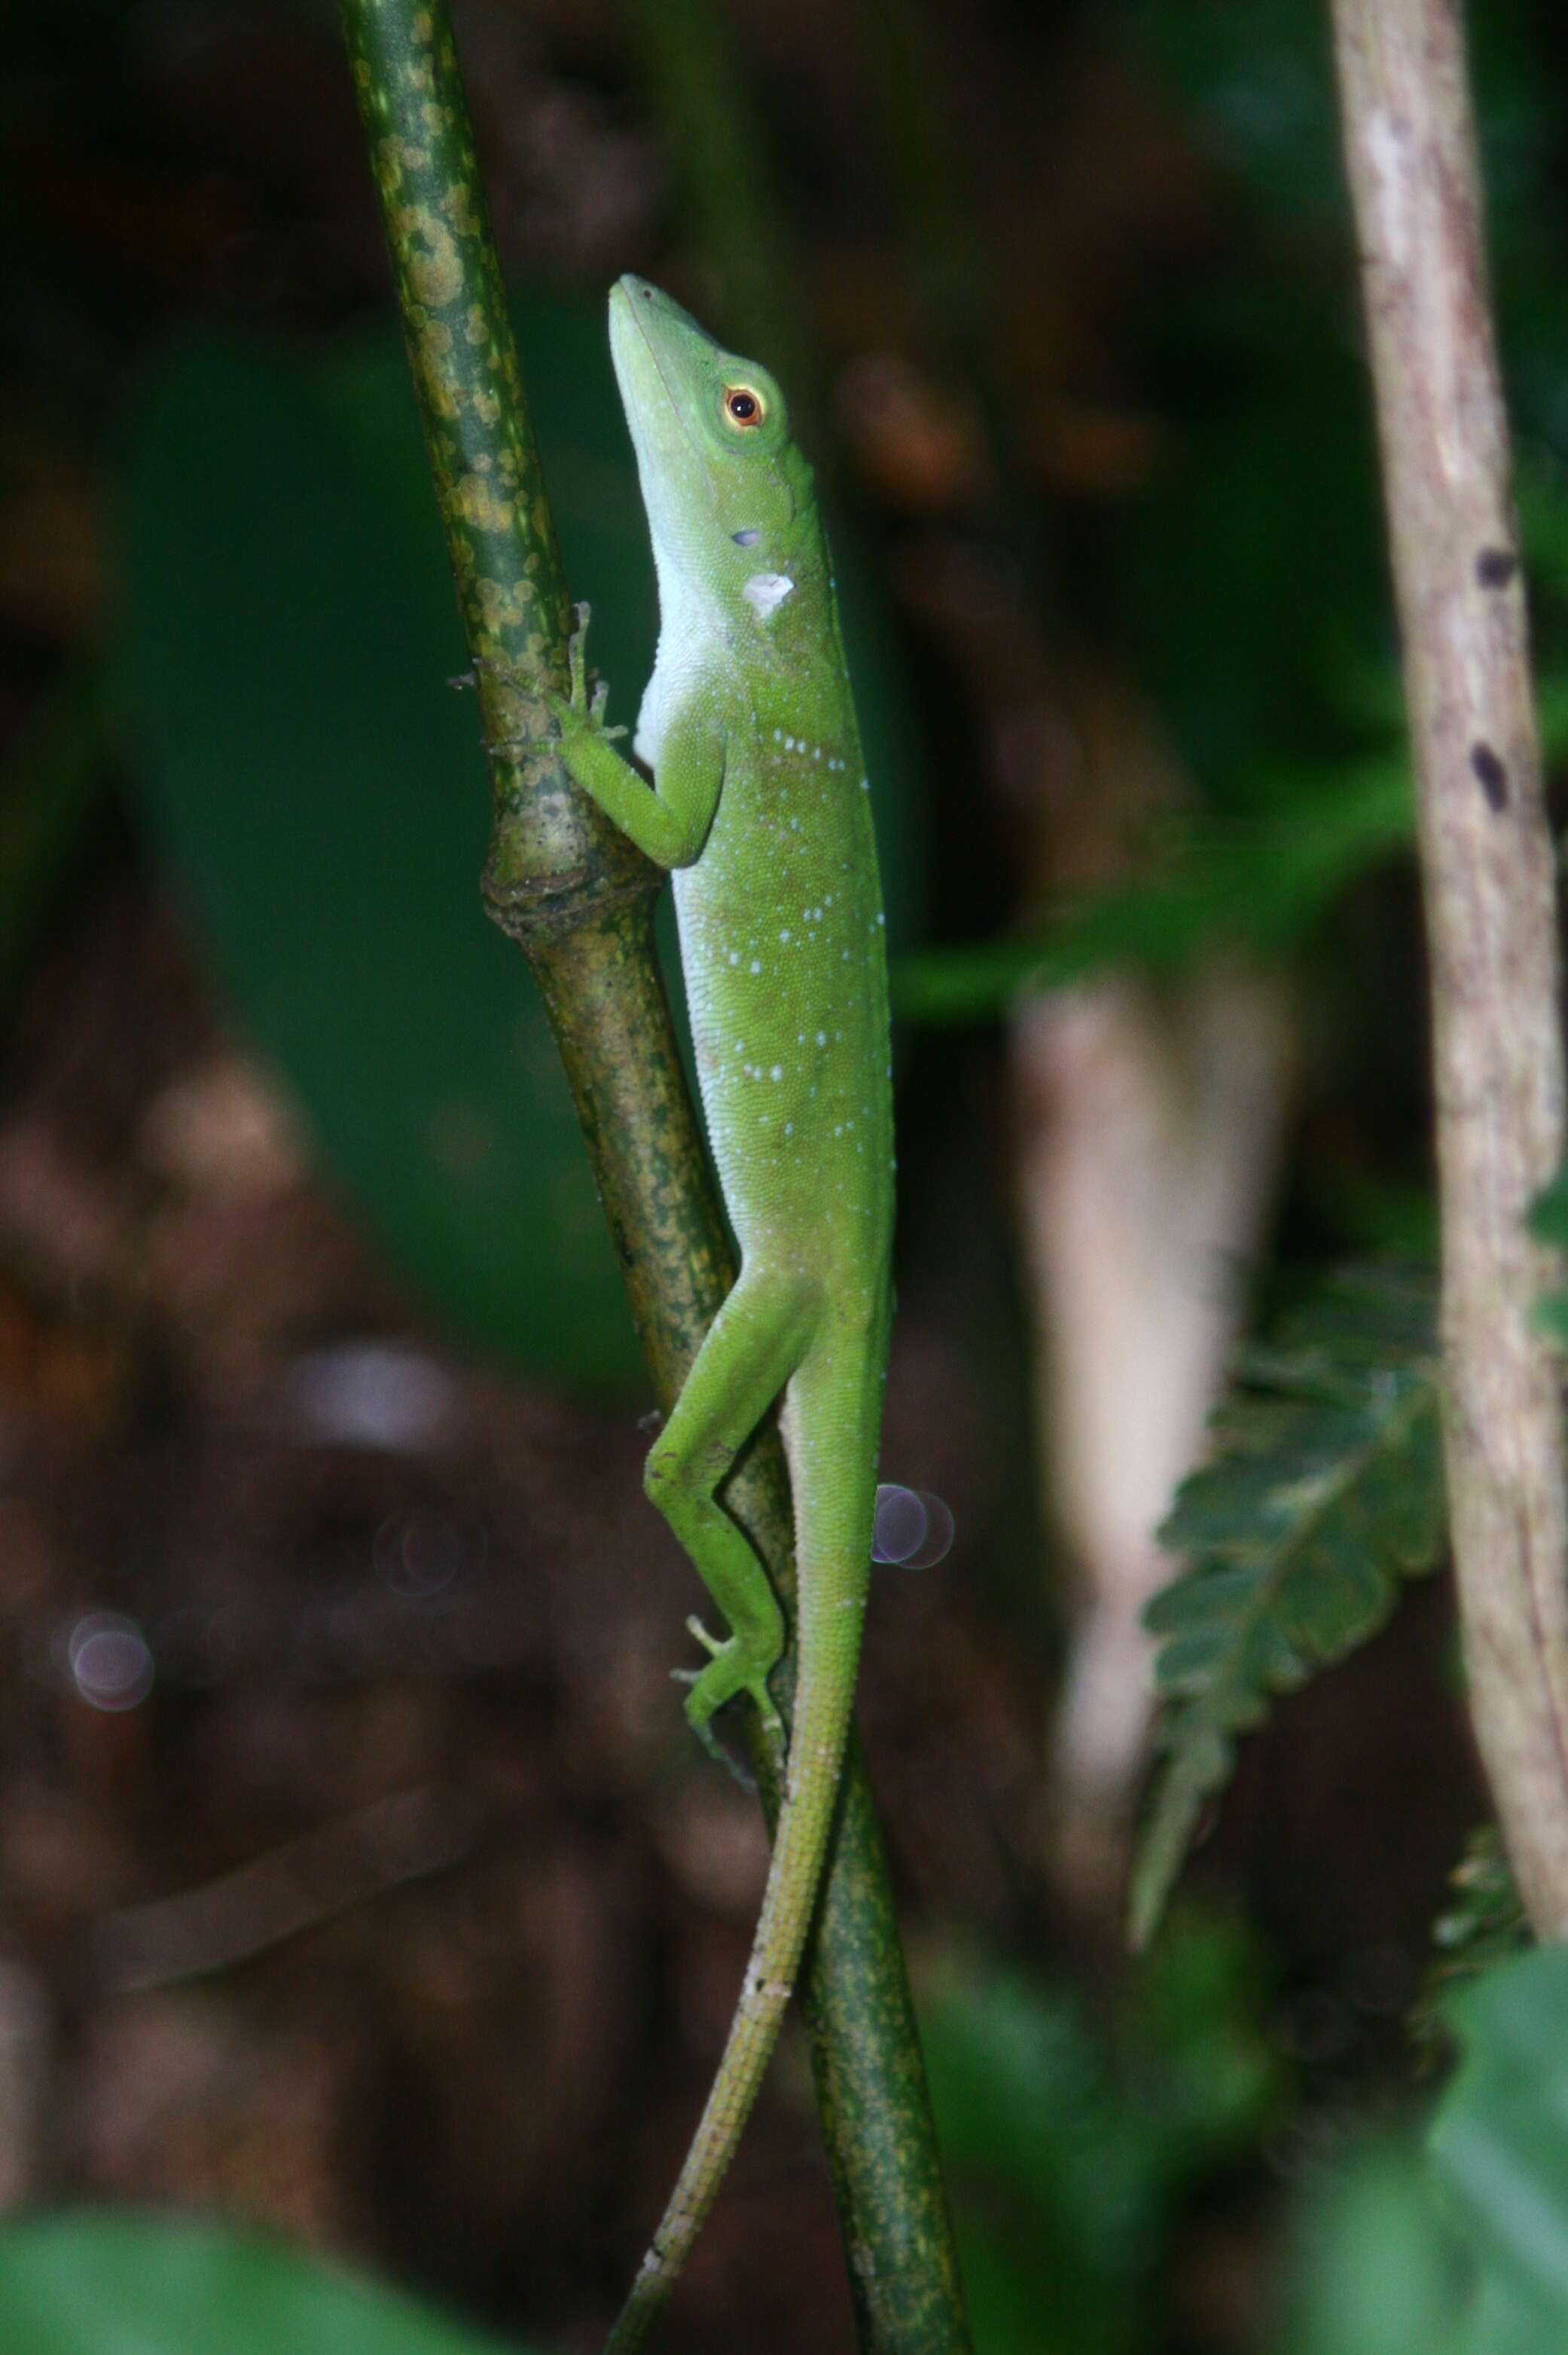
[604,1365,874,2351]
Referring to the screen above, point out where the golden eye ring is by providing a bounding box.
[723,386,764,429]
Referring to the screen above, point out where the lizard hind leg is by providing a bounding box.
[644,1263,819,1749]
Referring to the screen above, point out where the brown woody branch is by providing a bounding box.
[1331,0,1568,1935]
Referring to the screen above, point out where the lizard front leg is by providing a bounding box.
[546,606,724,873]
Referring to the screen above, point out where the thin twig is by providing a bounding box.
[1331,0,1568,1935]
[93,1788,481,1993]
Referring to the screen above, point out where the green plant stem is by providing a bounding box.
[339,4,969,2345]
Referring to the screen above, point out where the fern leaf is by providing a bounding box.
[1129,1267,1443,1950]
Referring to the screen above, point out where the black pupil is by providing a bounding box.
[730,393,756,419]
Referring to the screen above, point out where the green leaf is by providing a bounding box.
[1130,1267,1444,1949]
[1432,1947,1568,2350]
[114,291,926,1395]
[1280,2143,1463,2355]
[0,2210,531,2355]
[114,314,640,1393]
[1283,1950,1568,2355]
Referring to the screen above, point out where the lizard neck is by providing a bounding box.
[651,506,834,676]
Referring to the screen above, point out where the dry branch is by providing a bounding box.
[1332,0,1568,1934]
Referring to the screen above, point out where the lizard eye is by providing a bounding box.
[723,386,765,429]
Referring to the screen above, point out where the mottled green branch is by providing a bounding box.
[339,3,968,2345]
[343,0,645,921]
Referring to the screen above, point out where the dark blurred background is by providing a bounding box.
[3,1,1567,2348]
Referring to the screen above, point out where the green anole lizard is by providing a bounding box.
[541,276,894,2347]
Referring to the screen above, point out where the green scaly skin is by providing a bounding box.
[545,277,894,2348]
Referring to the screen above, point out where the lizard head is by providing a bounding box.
[609,276,815,611]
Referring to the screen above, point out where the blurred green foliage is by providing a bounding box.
[8,1945,1568,2355]
[920,1911,1280,2353]
[1286,1947,1568,2355]
[1116,0,1568,802]
[0,2211,529,2355]
[901,0,1568,1028]
[1431,1946,1568,2349]
[113,290,925,1397]
[1280,2143,1466,2355]
[895,762,1410,1023]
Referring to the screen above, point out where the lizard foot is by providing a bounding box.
[681,1613,782,1744]
[540,601,626,741]
[471,627,625,747]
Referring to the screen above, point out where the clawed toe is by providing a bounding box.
[686,1614,725,1659]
